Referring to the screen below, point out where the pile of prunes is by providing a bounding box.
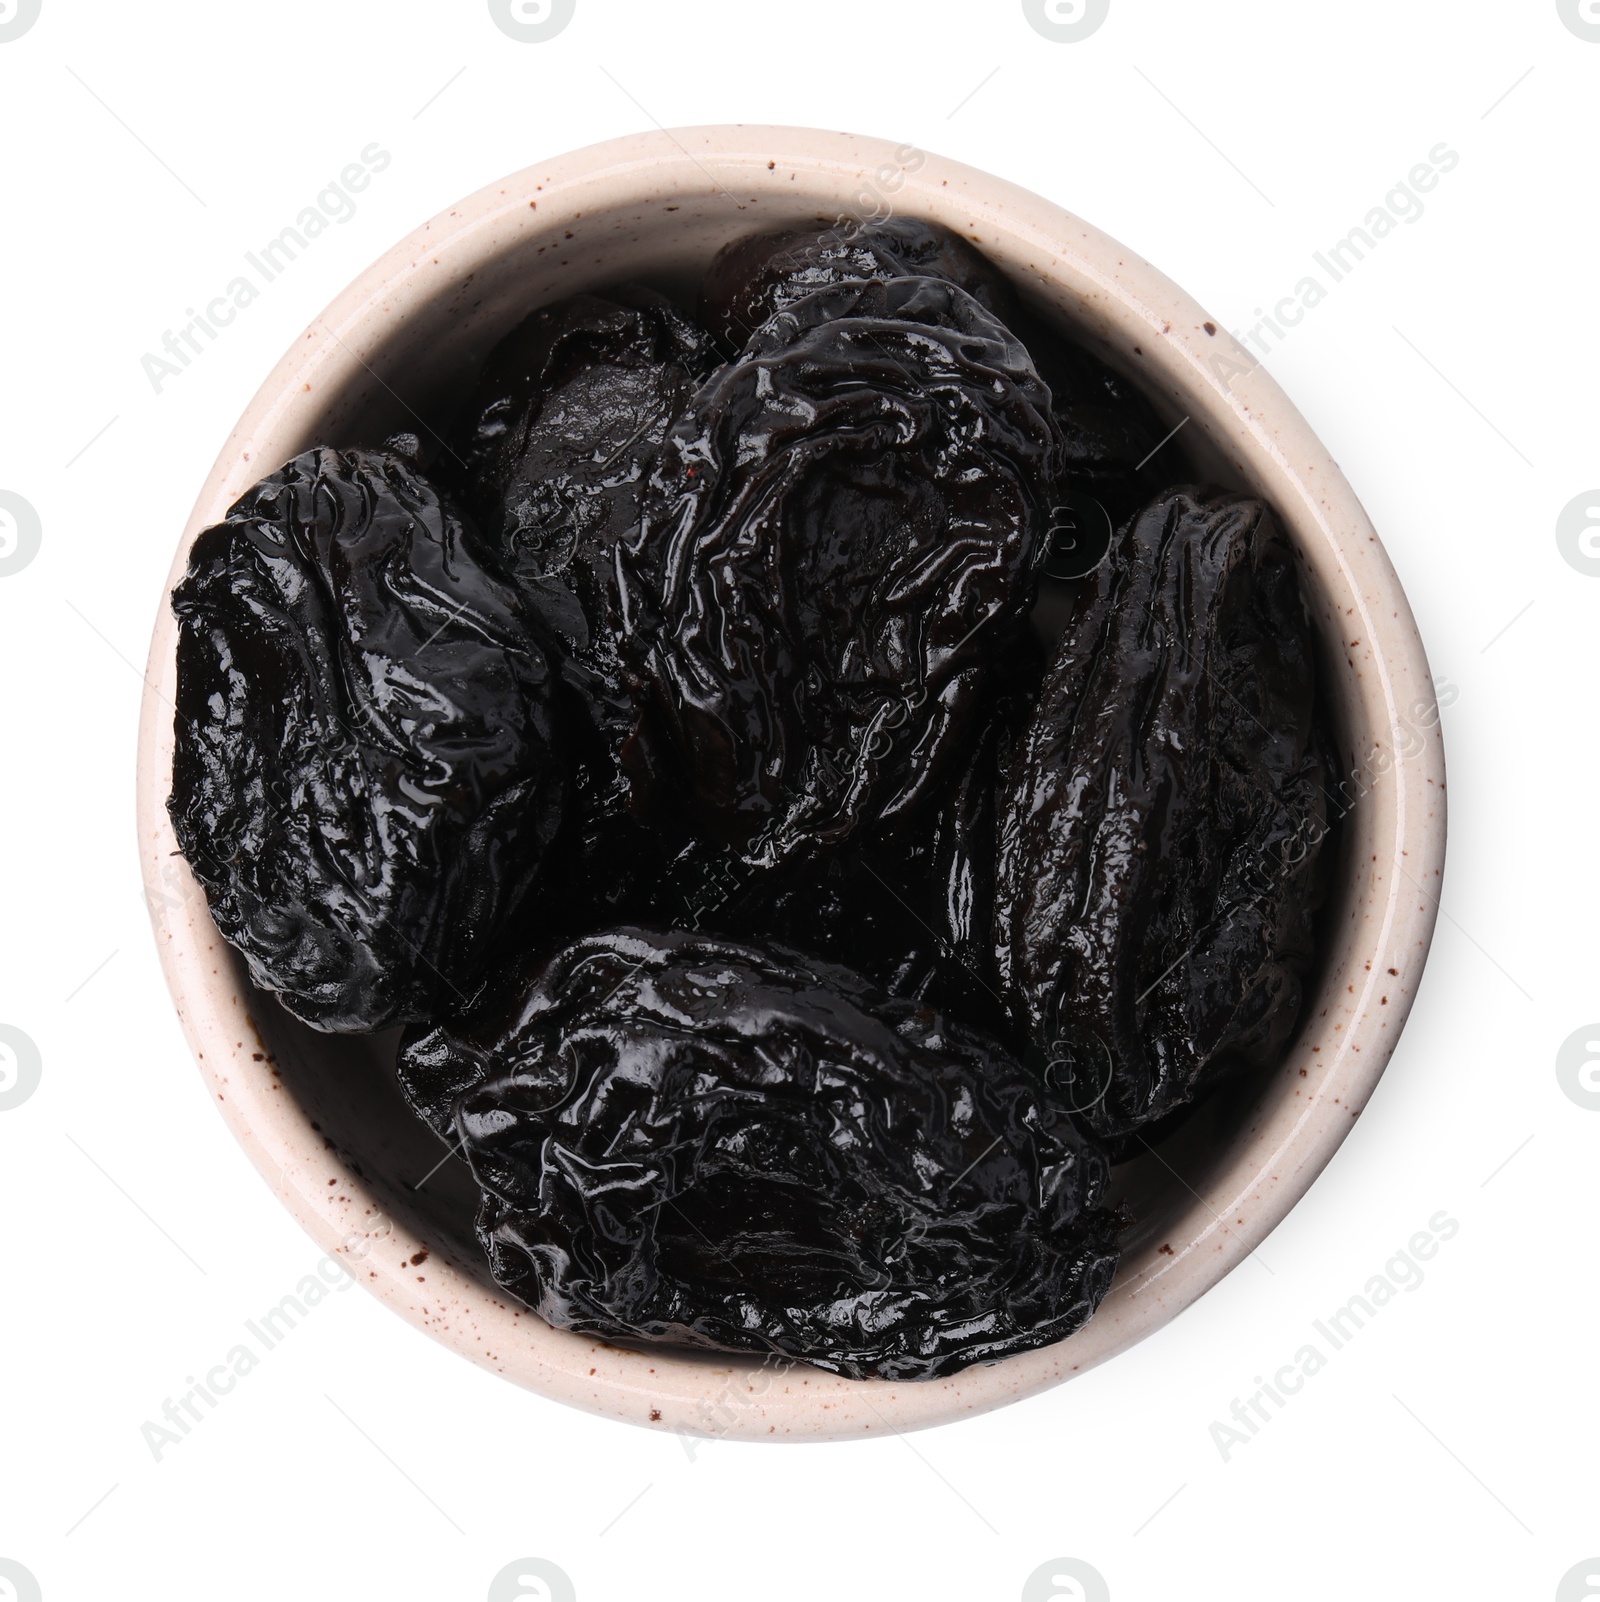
[168,218,1333,1381]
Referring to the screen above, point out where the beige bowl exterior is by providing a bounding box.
[135,126,1446,1440]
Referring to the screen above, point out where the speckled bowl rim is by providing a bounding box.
[135,125,1446,1440]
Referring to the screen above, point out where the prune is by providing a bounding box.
[620,275,1062,867]
[396,927,1120,1379]
[994,487,1329,1137]
[448,288,717,919]
[168,444,564,1032]
[700,217,1021,347]
[446,292,707,772]
[645,638,1042,1033]
[450,288,714,751]
[704,222,1188,530]
[645,782,994,1029]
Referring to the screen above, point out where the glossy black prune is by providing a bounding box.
[994,487,1330,1138]
[703,221,1188,531]
[645,638,1043,1034]
[644,783,994,1031]
[450,288,714,754]
[168,444,563,1032]
[620,275,1062,867]
[700,217,1022,347]
[396,927,1120,1380]
[448,288,717,917]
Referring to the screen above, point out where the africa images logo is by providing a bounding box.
[1022,1558,1111,1600]
[1556,491,1600,577]
[0,1025,42,1111]
[489,0,575,42]
[0,492,42,577]
[1022,0,1109,42]
[1558,0,1600,43]
[1556,1025,1600,1111]
[488,1558,577,1600]
[0,1559,42,1602]
[0,0,41,43]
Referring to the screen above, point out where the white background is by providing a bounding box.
[1,2,1593,1598]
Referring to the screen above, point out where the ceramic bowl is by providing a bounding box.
[135,125,1447,1440]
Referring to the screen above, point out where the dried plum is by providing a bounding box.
[645,639,1042,1034]
[701,217,1021,347]
[620,275,1062,867]
[994,487,1329,1137]
[396,927,1120,1379]
[168,444,564,1032]
[449,288,714,750]
[447,288,717,918]
[704,221,1188,531]
[642,780,997,1031]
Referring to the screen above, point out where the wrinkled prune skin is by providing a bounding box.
[168,445,564,1032]
[396,927,1120,1379]
[703,222,1188,531]
[700,217,1022,347]
[620,275,1062,867]
[450,289,714,740]
[447,288,717,916]
[995,488,1329,1138]
[644,639,1043,1034]
[644,774,996,1030]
